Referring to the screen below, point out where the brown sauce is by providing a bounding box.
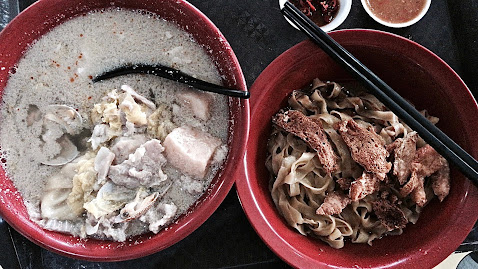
[290,0,340,27]
[365,0,427,24]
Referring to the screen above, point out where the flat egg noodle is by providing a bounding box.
[266,79,428,248]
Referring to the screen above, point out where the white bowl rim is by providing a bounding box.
[279,0,352,32]
[360,0,431,28]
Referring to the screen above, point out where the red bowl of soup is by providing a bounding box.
[0,0,249,261]
[236,29,478,268]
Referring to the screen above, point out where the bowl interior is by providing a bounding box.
[240,29,478,268]
[0,0,248,261]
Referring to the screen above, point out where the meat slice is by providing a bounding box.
[272,109,338,173]
[316,192,351,215]
[336,177,353,190]
[335,119,391,179]
[400,145,448,206]
[176,89,214,120]
[400,172,420,197]
[372,198,408,231]
[392,132,418,185]
[108,139,167,188]
[110,135,148,164]
[95,147,115,185]
[411,145,448,178]
[385,139,401,154]
[410,178,426,207]
[163,126,222,179]
[430,162,450,202]
[89,124,109,150]
[349,172,381,201]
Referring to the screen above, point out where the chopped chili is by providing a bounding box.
[290,0,339,26]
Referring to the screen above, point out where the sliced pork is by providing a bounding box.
[430,162,450,202]
[335,119,391,179]
[94,147,115,185]
[349,172,381,201]
[411,145,448,178]
[410,178,427,207]
[108,139,167,189]
[89,124,109,150]
[391,132,418,185]
[336,177,353,191]
[400,145,449,206]
[316,192,351,215]
[273,109,338,173]
[110,135,148,164]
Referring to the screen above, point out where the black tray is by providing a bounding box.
[1,0,477,268]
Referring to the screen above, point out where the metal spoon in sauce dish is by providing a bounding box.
[92,64,250,99]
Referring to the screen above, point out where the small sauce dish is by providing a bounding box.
[361,0,431,28]
[279,0,352,32]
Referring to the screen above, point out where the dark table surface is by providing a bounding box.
[1,0,478,268]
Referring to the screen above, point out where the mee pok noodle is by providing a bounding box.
[266,79,450,249]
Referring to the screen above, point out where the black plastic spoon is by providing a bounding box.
[92,63,250,99]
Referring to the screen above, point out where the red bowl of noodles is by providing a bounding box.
[236,29,478,268]
[0,0,249,262]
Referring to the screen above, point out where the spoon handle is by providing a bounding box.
[93,64,250,99]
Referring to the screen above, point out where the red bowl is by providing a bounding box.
[0,0,249,262]
[237,29,478,268]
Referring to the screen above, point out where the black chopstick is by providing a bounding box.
[281,1,478,185]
